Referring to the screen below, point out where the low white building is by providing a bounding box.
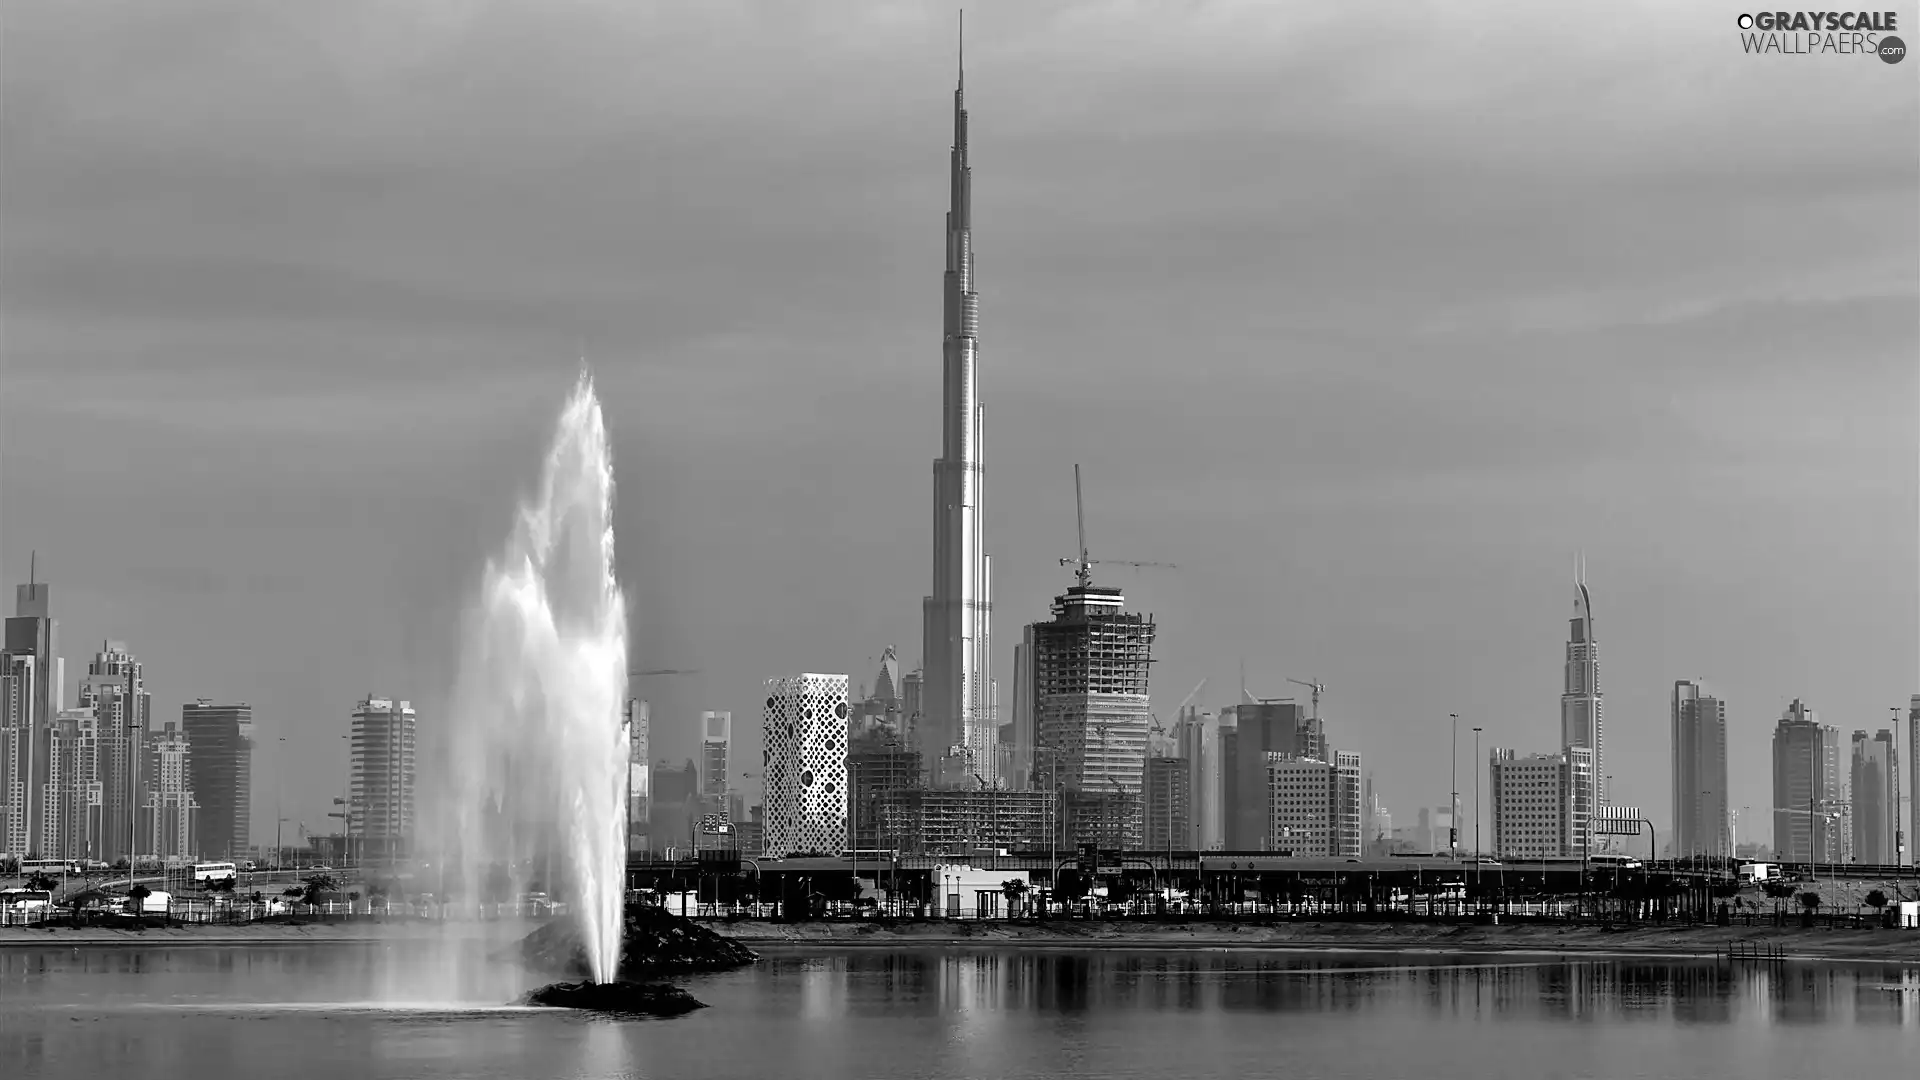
[930,863,1029,919]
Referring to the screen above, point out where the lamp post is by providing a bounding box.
[1472,726,1483,878]
[125,717,141,894]
[1892,706,1906,867]
[1448,713,1460,859]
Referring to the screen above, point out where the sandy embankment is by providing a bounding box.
[8,915,1918,964]
[723,917,1920,963]
[0,918,541,948]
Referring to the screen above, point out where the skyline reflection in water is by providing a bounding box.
[1,945,1914,1080]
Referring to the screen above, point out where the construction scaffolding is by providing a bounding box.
[1030,581,1156,850]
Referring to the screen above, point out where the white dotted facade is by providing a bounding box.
[762,674,850,858]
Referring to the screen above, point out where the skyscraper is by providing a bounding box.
[1224,700,1309,850]
[701,711,732,806]
[921,32,996,790]
[78,641,151,863]
[1174,706,1222,850]
[1771,700,1841,864]
[1909,695,1919,866]
[350,696,417,862]
[1028,577,1156,849]
[141,720,196,861]
[1851,729,1897,865]
[625,698,650,851]
[871,646,902,709]
[181,701,253,861]
[1562,567,1604,796]
[762,674,850,858]
[1671,681,1729,859]
[1143,755,1189,852]
[2,566,61,858]
[1006,638,1033,792]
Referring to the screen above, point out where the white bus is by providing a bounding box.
[192,862,238,883]
[19,859,79,876]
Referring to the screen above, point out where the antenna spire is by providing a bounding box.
[958,9,964,89]
[28,550,35,588]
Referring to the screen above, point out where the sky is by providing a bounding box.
[2,1,1916,854]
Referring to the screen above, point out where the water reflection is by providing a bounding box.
[745,948,1920,1031]
[3,946,1915,1080]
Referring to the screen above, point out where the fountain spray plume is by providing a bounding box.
[433,368,630,985]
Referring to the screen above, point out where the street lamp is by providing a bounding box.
[1448,714,1460,859]
[1472,726,1483,868]
[1892,706,1906,867]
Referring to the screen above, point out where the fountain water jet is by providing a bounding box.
[432,369,629,985]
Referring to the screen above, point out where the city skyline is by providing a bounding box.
[2,3,1915,851]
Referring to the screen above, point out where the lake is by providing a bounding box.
[2,943,1916,1078]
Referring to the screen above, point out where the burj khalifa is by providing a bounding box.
[921,25,996,789]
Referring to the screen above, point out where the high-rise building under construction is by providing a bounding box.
[1025,575,1156,849]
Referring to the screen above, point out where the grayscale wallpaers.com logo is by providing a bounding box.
[1736,11,1905,61]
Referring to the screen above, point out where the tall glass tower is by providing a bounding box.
[922,22,995,789]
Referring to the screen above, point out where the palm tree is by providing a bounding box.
[24,871,59,894]
[128,883,152,914]
[1000,879,1030,918]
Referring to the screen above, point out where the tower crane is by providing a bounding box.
[1058,464,1176,587]
[1286,677,1324,721]
[631,668,700,677]
[1176,678,1208,715]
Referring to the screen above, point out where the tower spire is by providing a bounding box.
[958,9,964,89]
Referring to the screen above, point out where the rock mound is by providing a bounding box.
[516,905,759,981]
[519,980,706,1017]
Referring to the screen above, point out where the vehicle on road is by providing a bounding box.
[192,861,238,883]
[1,888,52,911]
[19,859,79,876]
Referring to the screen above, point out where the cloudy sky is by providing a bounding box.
[4,1,1915,852]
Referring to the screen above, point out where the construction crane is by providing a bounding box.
[631,668,700,677]
[1286,677,1324,720]
[1176,678,1208,715]
[1058,464,1177,587]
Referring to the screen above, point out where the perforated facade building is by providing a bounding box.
[762,674,850,858]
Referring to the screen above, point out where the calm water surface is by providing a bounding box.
[2,943,1916,1079]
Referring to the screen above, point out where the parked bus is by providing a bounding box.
[18,859,79,876]
[192,861,238,883]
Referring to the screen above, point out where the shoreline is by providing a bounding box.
[0,919,539,948]
[718,919,1920,964]
[7,917,1919,964]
